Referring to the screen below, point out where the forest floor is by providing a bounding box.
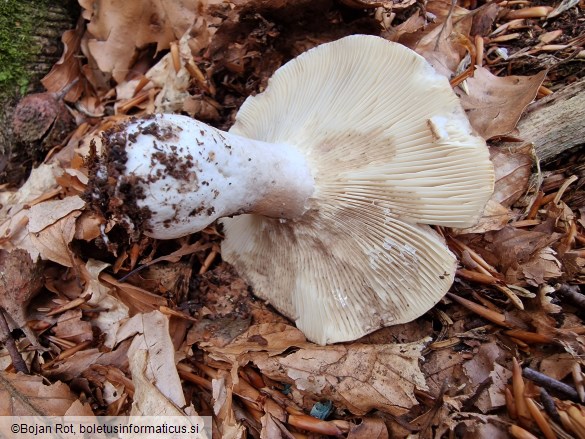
[1,1,585,438]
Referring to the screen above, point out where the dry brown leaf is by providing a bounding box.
[423,347,468,394]
[347,417,389,438]
[202,323,308,361]
[141,26,203,115]
[127,311,188,409]
[490,145,533,208]
[42,341,131,382]
[126,311,209,436]
[0,372,94,417]
[53,309,94,344]
[470,2,501,37]
[475,363,511,413]
[483,226,560,274]
[412,17,463,78]
[80,260,129,348]
[252,339,429,416]
[462,343,500,389]
[383,14,425,42]
[458,67,547,139]
[400,2,472,77]
[540,353,580,380]
[520,247,563,286]
[340,0,414,9]
[213,375,246,439]
[74,210,104,241]
[41,18,84,102]
[100,273,168,315]
[29,210,81,267]
[454,199,513,234]
[0,163,60,222]
[79,0,201,83]
[0,249,43,344]
[27,196,85,232]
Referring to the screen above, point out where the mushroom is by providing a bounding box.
[87,35,494,344]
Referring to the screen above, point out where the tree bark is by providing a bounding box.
[513,78,585,163]
[0,1,78,185]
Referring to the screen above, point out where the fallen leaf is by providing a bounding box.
[80,259,129,348]
[252,339,430,416]
[458,67,547,139]
[490,145,533,208]
[79,0,201,83]
[476,363,511,413]
[41,18,85,102]
[53,309,94,344]
[29,210,81,267]
[42,341,131,382]
[520,247,563,286]
[213,375,246,439]
[126,311,209,436]
[0,372,94,417]
[0,249,44,344]
[454,199,513,234]
[347,417,389,438]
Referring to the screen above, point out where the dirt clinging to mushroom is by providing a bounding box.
[84,119,153,240]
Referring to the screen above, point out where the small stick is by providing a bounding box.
[540,388,561,424]
[0,310,29,374]
[556,284,585,311]
[523,368,580,401]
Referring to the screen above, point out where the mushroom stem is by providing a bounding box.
[89,114,314,239]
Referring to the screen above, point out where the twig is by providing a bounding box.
[523,368,580,402]
[540,388,561,424]
[0,309,29,374]
[556,284,585,310]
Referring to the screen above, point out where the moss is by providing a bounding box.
[0,1,44,96]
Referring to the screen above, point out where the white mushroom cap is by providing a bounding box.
[221,35,494,344]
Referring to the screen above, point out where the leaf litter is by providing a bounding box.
[1,0,585,437]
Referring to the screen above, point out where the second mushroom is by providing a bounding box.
[87,35,494,344]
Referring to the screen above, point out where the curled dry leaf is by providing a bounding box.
[490,145,533,208]
[212,375,246,439]
[0,372,94,418]
[0,249,43,343]
[520,247,563,286]
[79,0,201,83]
[339,0,414,9]
[27,196,85,267]
[347,417,389,439]
[41,18,85,102]
[458,67,547,139]
[80,260,129,348]
[126,311,208,437]
[42,341,131,382]
[52,309,94,344]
